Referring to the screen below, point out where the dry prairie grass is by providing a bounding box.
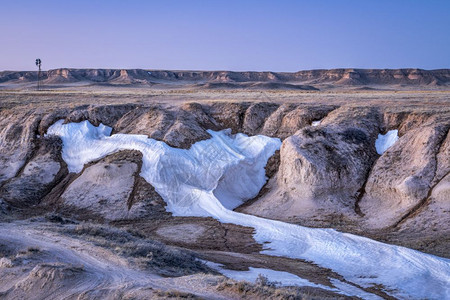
[60,222,213,277]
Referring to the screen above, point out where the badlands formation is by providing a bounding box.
[0,69,449,299]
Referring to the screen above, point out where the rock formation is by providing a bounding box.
[0,99,449,259]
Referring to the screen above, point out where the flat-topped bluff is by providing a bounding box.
[1,68,449,88]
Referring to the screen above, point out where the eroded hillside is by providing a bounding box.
[0,89,449,299]
[1,95,449,256]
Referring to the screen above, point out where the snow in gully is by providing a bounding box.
[46,120,450,300]
[375,130,399,155]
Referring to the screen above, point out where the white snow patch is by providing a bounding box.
[206,262,321,288]
[311,120,322,126]
[206,261,383,299]
[148,71,152,75]
[46,120,450,300]
[221,267,330,289]
[45,120,113,173]
[330,279,383,300]
[375,130,399,154]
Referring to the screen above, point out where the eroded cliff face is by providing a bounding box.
[0,102,331,215]
[360,122,449,228]
[2,68,450,88]
[0,101,449,256]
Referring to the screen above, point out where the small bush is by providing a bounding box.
[255,273,279,288]
[155,289,200,299]
[26,246,41,253]
[18,246,41,255]
[0,257,13,268]
[44,213,77,224]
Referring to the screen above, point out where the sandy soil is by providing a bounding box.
[0,221,235,299]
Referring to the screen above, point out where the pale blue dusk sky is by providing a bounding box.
[1,0,449,71]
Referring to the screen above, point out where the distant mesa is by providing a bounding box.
[0,68,449,89]
[196,82,318,90]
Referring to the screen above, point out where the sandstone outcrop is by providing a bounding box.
[360,121,449,228]
[0,111,41,185]
[59,155,138,221]
[113,104,215,149]
[0,136,62,208]
[240,107,382,222]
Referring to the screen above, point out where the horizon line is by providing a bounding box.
[2,67,450,73]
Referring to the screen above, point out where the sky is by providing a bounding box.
[1,0,449,71]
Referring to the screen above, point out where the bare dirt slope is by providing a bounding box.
[0,221,235,300]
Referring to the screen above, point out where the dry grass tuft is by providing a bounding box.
[60,222,213,277]
[216,274,351,299]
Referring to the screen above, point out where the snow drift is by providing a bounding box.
[46,120,450,300]
[375,130,399,154]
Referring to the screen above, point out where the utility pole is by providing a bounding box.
[35,58,42,90]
